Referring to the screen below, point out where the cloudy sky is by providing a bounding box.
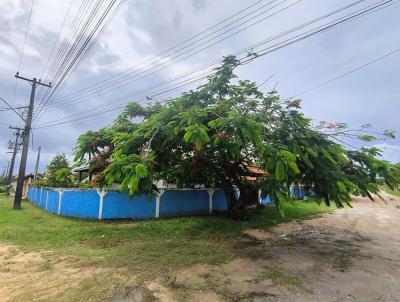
[0,0,399,175]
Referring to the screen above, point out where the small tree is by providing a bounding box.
[44,154,75,187]
[47,154,69,174]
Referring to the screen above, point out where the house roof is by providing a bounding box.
[73,165,90,173]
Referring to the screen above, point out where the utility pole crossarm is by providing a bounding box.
[15,73,52,88]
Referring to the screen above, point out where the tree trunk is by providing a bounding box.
[223,183,259,220]
[222,184,237,217]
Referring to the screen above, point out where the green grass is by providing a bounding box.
[0,195,333,279]
[383,186,400,197]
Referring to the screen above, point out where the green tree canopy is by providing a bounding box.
[74,56,399,218]
[44,153,74,187]
[47,153,69,174]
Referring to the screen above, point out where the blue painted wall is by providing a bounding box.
[47,190,59,214]
[160,190,210,217]
[212,189,228,211]
[290,186,305,200]
[261,195,271,205]
[38,188,46,208]
[102,191,156,219]
[27,187,229,220]
[60,190,99,219]
[26,185,311,220]
[32,187,39,205]
[27,187,33,202]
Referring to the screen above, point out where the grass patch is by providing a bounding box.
[263,267,304,289]
[383,186,400,197]
[0,195,333,279]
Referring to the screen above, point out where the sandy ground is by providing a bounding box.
[1,194,399,301]
[0,246,113,302]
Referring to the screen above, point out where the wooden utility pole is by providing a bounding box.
[13,73,51,209]
[34,146,41,180]
[3,161,10,178]
[6,127,22,196]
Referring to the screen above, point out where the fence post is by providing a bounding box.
[155,190,165,218]
[57,189,64,215]
[207,189,215,214]
[39,187,43,206]
[97,190,108,220]
[35,187,38,203]
[45,190,49,210]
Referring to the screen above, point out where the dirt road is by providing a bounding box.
[174,194,400,301]
[1,194,399,301]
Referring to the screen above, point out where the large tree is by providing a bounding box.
[75,56,399,218]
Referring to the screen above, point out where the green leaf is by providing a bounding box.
[335,181,346,193]
[275,191,286,218]
[279,150,295,161]
[383,130,396,139]
[287,160,300,175]
[183,130,193,143]
[306,147,318,158]
[359,135,376,142]
[275,161,286,182]
[135,164,148,179]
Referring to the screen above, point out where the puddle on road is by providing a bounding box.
[112,285,158,302]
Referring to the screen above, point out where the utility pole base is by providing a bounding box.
[13,204,22,210]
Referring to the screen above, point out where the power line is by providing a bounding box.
[39,0,76,81]
[31,0,382,127]
[35,0,287,115]
[43,0,95,82]
[34,0,126,121]
[36,0,75,101]
[48,0,279,102]
[289,47,400,98]
[0,106,28,112]
[17,0,35,72]
[0,97,25,122]
[35,0,91,108]
[45,0,377,114]
[37,0,302,113]
[42,0,371,114]
[37,0,106,104]
[34,70,213,129]
[35,0,392,128]
[36,0,104,108]
[41,0,126,109]
[241,0,394,62]
[11,0,35,125]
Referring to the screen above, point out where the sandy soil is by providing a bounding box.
[0,245,114,302]
[1,194,399,301]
